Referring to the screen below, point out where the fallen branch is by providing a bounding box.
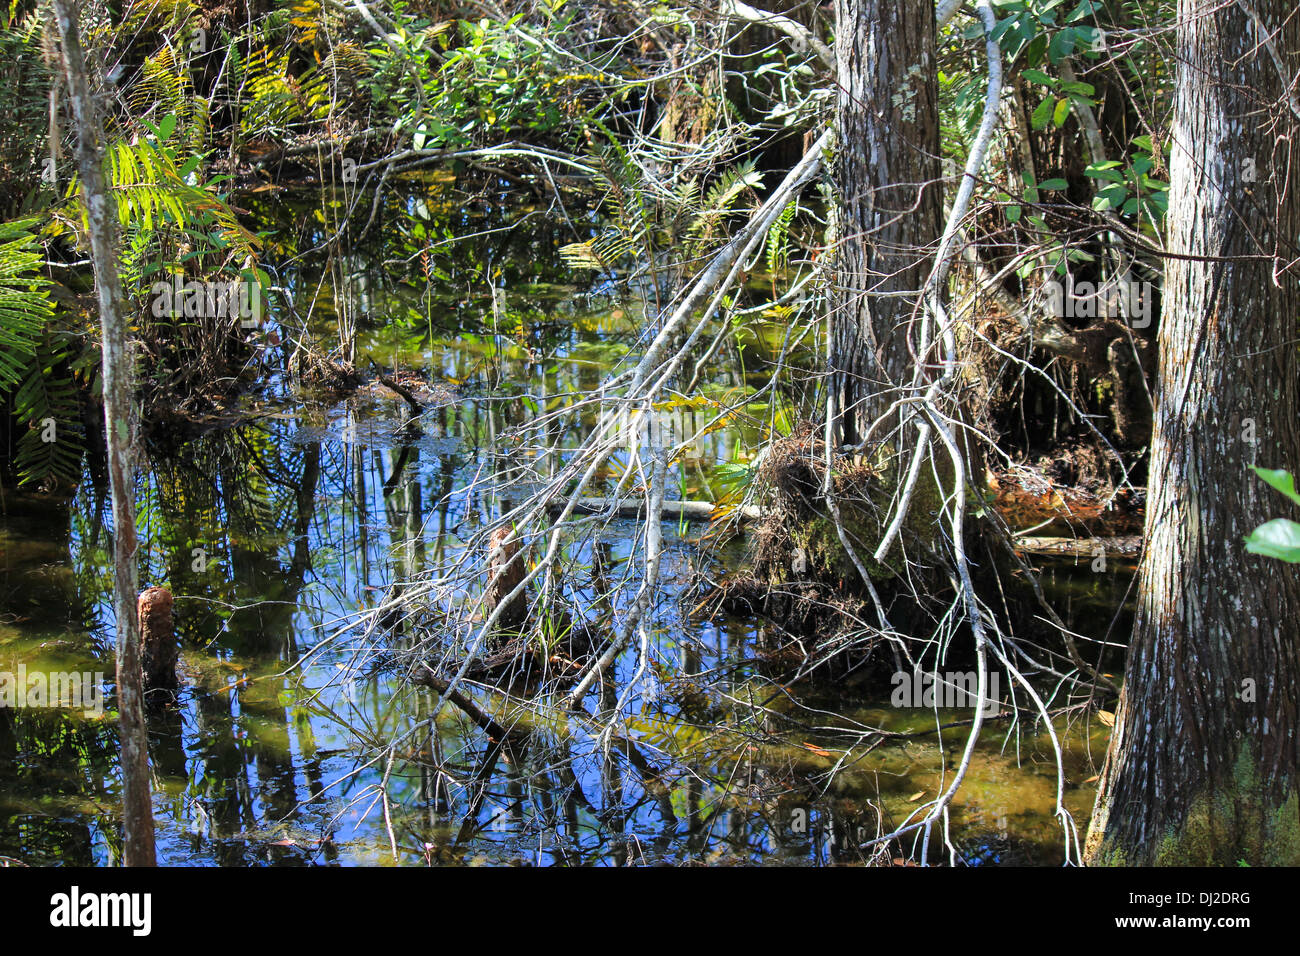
[546,497,764,521]
[719,1,834,68]
[1014,535,1142,558]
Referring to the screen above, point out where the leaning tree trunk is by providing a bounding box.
[1085,0,1300,865]
[51,0,156,866]
[830,0,943,449]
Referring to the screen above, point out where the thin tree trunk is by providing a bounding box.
[1086,0,1300,865]
[50,0,156,867]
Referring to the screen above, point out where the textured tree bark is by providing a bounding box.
[51,0,156,866]
[830,0,943,448]
[139,587,177,696]
[1086,0,1300,864]
[485,526,527,632]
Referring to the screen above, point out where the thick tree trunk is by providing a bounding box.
[1086,0,1300,865]
[51,0,156,867]
[830,0,943,448]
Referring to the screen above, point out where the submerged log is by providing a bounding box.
[138,586,177,695]
[1013,535,1142,558]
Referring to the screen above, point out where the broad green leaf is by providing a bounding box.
[1245,518,1300,562]
[1031,97,1054,130]
[1052,97,1071,127]
[1048,28,1076,62]
[1074,26,1104,51]
[1092,182,1128,211]
[1067,0,1103,21]
[1252,466,1300,506]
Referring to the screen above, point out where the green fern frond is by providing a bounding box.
[689,160,762,240]
[560,234,637,271]
[129,44,191,121]
[705,159,761,213]
[235,46,332,137]
[0,218,54,390]
[322,41,370,79]
[766,199,797,277]
[61,132,256,259]
[12,336,83,488]
[119,0,199,35]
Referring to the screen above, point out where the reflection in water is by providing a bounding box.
[0,182,1127,866]
[0,391,1120,865]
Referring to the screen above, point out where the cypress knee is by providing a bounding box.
[138,586,177,695]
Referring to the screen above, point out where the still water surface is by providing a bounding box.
[0,182,1131,865]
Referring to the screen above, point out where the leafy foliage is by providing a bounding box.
[0,218,81,488]
[231,46,331,140]
[11,334,83,488]
[0,217,51,390]
[1246,467,1300,562]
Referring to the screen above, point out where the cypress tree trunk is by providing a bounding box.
[830,0,943,448]
[51,0,156,867]
[1085,0,1300,865]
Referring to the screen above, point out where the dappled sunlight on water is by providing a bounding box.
[0,184,1129,866]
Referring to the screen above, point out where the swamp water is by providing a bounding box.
[0,181,1133,866]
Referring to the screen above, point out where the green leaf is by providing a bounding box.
[1073,26,1104,51]
[1039,178,1069,190]
[1085,161,1125,183]
[1252,467,1300,506]
[1022,69,1055,87]
[1031,97,1054,130]
[1048,28,1076,63]
[1066,0,1103,22]
[1092,182,1128,211]
[1245,518,1300,562]
[1024,33,1049,67]
[1052,97,1071,127]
